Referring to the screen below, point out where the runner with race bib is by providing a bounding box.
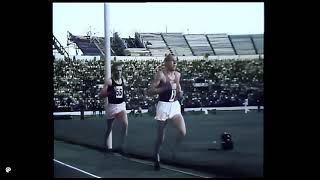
[147,54,186,171]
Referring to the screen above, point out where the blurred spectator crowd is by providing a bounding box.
[53,58,263,112]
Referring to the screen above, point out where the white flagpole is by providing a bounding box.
[104,2,112,149]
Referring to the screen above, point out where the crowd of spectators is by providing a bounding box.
[53,58,263,112]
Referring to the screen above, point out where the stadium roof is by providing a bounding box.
[65,32,263,57]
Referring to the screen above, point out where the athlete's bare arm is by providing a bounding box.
[175,72,183,98]
[122,77,129,87]
[147,71,165,96]
[99,78,112,98]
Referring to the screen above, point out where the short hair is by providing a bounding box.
[164,54,175,62]
[111,62,123,71]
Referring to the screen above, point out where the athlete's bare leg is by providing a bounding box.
[170,114,186,159]
[153,120,168,170]
[115,110,128,151]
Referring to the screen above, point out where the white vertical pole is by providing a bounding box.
[104,2,112,149]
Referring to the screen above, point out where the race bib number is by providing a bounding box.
[169,89,176,102]
[169,83,177,102]
[115,86,123,98]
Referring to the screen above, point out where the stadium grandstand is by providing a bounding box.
[52,31,263,113]
[53,57,263,112]
[55,31,263,58]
